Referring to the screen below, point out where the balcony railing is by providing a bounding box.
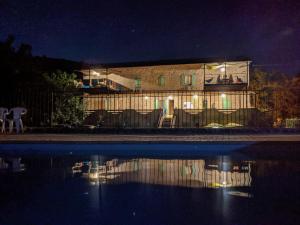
[204,74,248,91]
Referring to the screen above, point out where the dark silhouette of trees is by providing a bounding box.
[0,35,82,90]
[250,68,300,124]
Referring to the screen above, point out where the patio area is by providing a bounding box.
[1,133,300,143]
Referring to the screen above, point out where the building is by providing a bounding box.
[80,58,259,128]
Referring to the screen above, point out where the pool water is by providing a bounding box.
[0,146,299,225]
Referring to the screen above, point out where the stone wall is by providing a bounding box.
[82,61,249,91]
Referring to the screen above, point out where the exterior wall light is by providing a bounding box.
[221,93,226,98]
[92,71,100,76]
[220,67,225,72]
[144,96,149,100]
[168,95,173,100]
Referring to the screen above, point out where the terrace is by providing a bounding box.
[204,61,249,91]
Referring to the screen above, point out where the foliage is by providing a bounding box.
[43,70,86,126]
[0,35,82,90]
[52,93,85,126]
[0,35,84,126]
[43,70,77,91]
[250,69,300,125]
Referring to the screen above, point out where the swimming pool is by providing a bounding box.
[0,143,299,225]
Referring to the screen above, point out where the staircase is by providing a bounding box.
[161,117,173,128]
[158,111,176,128]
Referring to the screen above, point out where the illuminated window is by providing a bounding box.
[183,102,193,109]
[181,74,196,86]
[184,75,192,85]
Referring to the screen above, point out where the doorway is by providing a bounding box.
[168,100,174,116]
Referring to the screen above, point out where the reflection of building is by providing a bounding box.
[80,59,258,128]
[73,158,252,188]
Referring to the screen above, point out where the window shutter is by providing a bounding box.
[161,76,165,86]
[192,73,196,86]
[154,98,158,109]
[158,75,165,86]
[180,74,185,86]
[135,77,141,89]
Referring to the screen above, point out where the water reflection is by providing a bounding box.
[72,157,252,188]
[0,157,25,172]
[0,153,299,225]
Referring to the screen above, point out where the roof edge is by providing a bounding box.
[82,57,251,69]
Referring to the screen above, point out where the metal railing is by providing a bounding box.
[0,88,299,129]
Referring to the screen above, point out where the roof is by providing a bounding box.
[84,57,251,69]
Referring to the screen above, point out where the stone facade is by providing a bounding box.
[80,59,255,128]
[81,60,249,91]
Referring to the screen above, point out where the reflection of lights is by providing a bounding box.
[221,93,226,98]
[227,191,253,198]
[168,95,173,100]
[72,159,252,188]
[192,94,198,99]
[144,96,149,100]
[89,172,98,179]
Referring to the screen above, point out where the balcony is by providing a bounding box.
[204,74,248,91]
[203,61,249,91]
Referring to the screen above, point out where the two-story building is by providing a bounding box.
[80,58,257,128]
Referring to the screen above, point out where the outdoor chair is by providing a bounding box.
[8,107,27,134]
[0,107,9,133]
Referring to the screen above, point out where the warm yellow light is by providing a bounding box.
[221,93,226,98]
[168,95,173,100]
[92,71,100,76]
[144,96,149,100]
[192,94,198,99]
[220,67,225,72]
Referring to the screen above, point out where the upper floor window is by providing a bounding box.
[158,75,165,87]
[184,75,192,85]
[181,74,196,86]
[135,77,141,90]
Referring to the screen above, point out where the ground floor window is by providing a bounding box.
[183,101,193,109]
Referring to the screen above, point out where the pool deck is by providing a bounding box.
[0,133,300,143]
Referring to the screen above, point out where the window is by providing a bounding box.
[181,74,196,87]
[135,77,141,90]
[158,75,165,86]
[184,75,192,85]
[183,102,193,109]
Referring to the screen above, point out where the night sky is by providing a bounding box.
[1,0,300,73]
